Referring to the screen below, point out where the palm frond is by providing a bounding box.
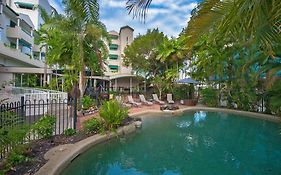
[126,0,152,21]
[63,0,99,23]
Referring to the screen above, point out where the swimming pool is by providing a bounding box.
[61,111,281,175]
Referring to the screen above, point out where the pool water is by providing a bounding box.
[61,112,281,175]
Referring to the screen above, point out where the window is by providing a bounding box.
[109,65,118,73]
[10,42,17,49]
[10,21,16,27]
[15,2,34,10]
[109,44,118,50]
[109,54,118,60]
[126,37,129,45]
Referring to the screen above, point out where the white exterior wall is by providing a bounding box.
[0,0,52,86]
[0,11,15,44]
[105,26,134,76]
[9,0,39,28]
[119,27,133,74]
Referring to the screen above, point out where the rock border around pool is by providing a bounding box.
[35,121,142,175]
[129,106,281,123]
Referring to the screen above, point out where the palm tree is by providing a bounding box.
[39,0,109,99]
[126,0,280,54]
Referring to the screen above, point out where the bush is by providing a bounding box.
[267,81,281,116]
[32,115,56,139]
[99,100,128,130]
[2,144,30,174]
[81,95,95,110]
[172,84,190,100]
[63,128,76,136]
[0,115,29,153]
[82,118,104,134]
[201,87,218,107]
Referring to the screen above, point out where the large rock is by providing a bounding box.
[160,105,179,111]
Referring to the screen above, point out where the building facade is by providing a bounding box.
[0,0,53,88]
[90,26,140,94]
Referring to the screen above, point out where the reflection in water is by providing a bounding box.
[176,121,192,128]
[194,111,207,124]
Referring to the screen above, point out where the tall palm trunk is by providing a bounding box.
[78,34,86,99]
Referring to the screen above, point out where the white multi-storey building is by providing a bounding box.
[90,26,140,93]
[0,0,54,87]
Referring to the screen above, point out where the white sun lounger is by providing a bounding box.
[167,94,175,104]
[152,94,165,104]
[116,96,132,108]
[128,95,141,107]
[139,94,153,105]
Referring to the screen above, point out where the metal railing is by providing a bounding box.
[0,96,77,159]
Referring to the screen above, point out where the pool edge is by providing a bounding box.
[34,121,140,175]
[129,107,281,123]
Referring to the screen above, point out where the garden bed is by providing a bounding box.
[0,117,137,175]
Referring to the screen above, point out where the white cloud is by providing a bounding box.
[51,0,198,37]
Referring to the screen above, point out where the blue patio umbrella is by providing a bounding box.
[177,77,199,84]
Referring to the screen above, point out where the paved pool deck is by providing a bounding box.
[77,103,192,129]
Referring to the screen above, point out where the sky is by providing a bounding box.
[48,0,198,37]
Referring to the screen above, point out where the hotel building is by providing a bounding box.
[0,0,54,87]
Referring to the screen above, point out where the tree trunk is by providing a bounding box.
[79,69,84,100]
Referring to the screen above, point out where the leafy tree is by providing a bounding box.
[123,29,168,79]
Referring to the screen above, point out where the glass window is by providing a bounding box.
[10,21,16,27]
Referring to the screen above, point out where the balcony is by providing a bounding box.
[33,44,46,53]
[0,42,44,68]
[6,26,34,45]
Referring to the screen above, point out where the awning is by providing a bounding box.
[177,78,199,84]
[15,2,34,9]
[109,65,118,69]
[109,54,118,60]
[109,44,118,50]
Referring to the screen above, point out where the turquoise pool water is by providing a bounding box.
[61,112,281,175]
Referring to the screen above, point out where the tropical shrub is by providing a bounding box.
[201,87,218,107]
[63,128,76,136]
[172,84,195,100]
[82,118,104,134]
[81,95,95,110]
[267,81,281,116]
[99,100,128,130]
[32,115,56,139]
[1,144,30,174]
[0,111,29,155]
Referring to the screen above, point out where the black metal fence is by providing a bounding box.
[0,97,77,159]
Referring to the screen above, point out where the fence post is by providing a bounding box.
[73,97,77,130]
[20,96,25,124]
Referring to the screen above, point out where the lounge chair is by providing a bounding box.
[116,96,132,108]
[139,94,153,105]
[128,95,141,107]
[167,94,175,104]
[152,94,165,104]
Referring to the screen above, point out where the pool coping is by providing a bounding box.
[129,106,281,123]
[34,121,141,175]
[35,107,280,175]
